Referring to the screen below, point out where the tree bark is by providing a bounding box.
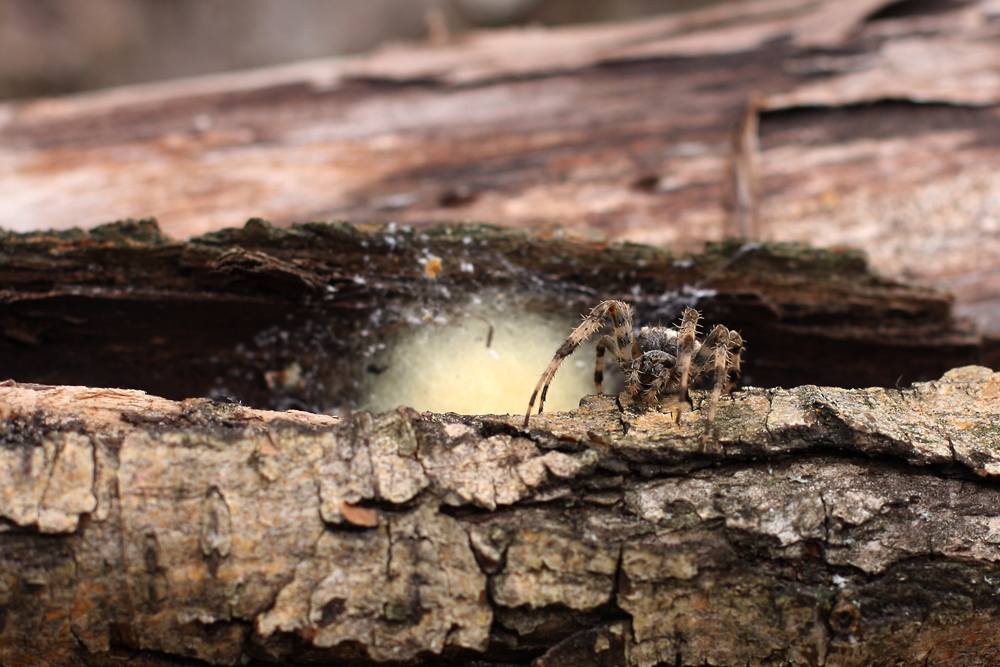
[4,365,1000,666]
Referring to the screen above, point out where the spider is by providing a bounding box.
[524,301,743,442]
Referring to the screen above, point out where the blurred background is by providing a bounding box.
[0,0,721,100]
[5,0,1000,335]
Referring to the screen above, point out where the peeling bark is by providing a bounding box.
[5,366,1000,665]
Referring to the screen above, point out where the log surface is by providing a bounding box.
[4,366,1000,666]
[3,0,1000,330]
[0,219,987,411]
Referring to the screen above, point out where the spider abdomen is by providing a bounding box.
[637,326,680,351]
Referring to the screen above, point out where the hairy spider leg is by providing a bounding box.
[525,300,635,427]
[625,358,642,398]
[690,322,731,380]
[727,331,744,391]
[700,325,734,445]
[674,307,701,424]
[594,334,619,394]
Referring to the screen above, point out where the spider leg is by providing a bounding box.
[594,334,619,395]
[626,359,642,398]
[700,325,734,446]
[727,331,744,391]
[524,300,634,427]
[674,307,701,424]
[691,323,723,371]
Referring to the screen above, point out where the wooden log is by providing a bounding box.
[0,217,995,665]
[3,0,1000,331]
[5,365,1000,666]
[0,219,985,413]
[3,5,1000,664]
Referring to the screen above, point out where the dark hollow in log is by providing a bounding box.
[0,218,990,415]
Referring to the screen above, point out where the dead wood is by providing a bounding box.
[4,365,1000,666]
[0,218,987,414]
[4,5,1000,663]
[4,0,1000,331]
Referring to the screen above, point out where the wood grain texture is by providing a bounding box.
[4,0,1000,331]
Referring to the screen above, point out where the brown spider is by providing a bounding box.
[524,301,743,442]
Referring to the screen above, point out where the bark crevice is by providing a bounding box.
[7,369,1000,664]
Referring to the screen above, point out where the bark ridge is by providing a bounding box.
[3,367,1000,665]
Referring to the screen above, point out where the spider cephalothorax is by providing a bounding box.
[524,301,743,441]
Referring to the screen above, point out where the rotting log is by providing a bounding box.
[0,218,991,414]
[6,366,1000,666]
[6,0,1000,332]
